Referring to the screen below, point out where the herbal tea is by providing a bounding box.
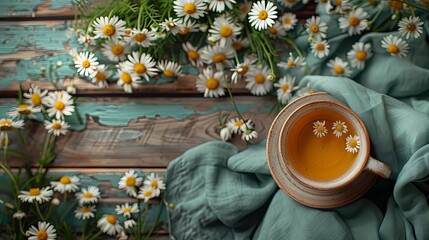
[286,108,359,182]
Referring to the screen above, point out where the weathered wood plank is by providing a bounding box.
[0,96,277,168]
[0,0,74,18]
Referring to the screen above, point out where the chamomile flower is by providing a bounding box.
[230,57,257,83]
[44,119,70,136]
[115,203,139,218]
[280,12,298,31]
[90,64,112,88]
[97,214,123,236]
[200,44,234,69]
[157,60,182,78]
[313,120,328,138]
[196,68,226,98]
[75,186,101,205]
[24,84,48,107]
[8,104,41,119]
[333,0,352,13]
[205,0,236,12]
[26,222,56,240]
[18,187,53,204]
[74,51,99,77]
[245,65,273,96]
[347,42,372,70]
[238,0,252,20]
[226,118,247,134]
[129,28,157,47]
[311,39,330,59]
[74,205,96,220]
[137,186,156,202]
[339,8,369,36]
[182,42,204,67]
[92,16,126,40]
[327,57,352,77]
[13,211,26,220]
[345,135,361,153]
[387,0,405,12]
[381,35,409,58]
[178,19,199,35]
[332,121,348,137]
[274,74,296,104]
[231,37,250,51]
[124,219,137,230]
[116,68,140,94]
[297,83,313,96]
[305,16,328,40]
[101,39,129,62]
[208,15,242,47]
[123,52,159,81]
[241,129,258,141]
[77,34,93,46]
[45,91,75,120]
[248,0,278,30]
[50,175,80,193]
[118,170,143,198]
[160,17,181,35]
[144,173,166,197]
[398,16,423,39]
[173,0,206,21]
[277,55,306,69]
[267,21,286,39]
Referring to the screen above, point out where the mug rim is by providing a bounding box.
[278,99,370,191]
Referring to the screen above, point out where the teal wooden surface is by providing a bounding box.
[0,0,73,17]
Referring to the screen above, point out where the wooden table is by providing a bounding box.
[0,1,314,238]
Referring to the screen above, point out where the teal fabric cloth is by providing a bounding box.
[166,77,429,239]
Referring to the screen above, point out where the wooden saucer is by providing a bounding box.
[266,93,377,208]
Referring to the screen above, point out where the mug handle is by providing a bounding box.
[364,156,392,179]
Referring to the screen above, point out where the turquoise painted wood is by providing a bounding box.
[0,0,73,17]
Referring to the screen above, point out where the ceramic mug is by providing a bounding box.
[278,99,391,191]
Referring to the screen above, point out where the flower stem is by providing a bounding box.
[19,220,26,236]
[0,163,19,195]
[35,202,45,221]
[88,230,102,240]
[144,194,165,239]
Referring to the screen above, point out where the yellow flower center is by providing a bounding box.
[255,74,265,84]
[310,25,319,33]
[389,0,403,10]
[102,24,116,36]
[54,101,65,111]
[348,16,360,27]
[83,192,93,198]
[111,44,124,56]
[123,207,132,213]
[320,0,328,3]
[29,188,40,196]
[134,33,147,42]
[316,43,325,51]
[163,69,175,78]
[407,23,416,31]
[388,44,399,54]
[179,27,190,35]
[336,0,342,7]
[336,124,344,132]
[125,29,132,36]
[220,26,233,38]
[122,72,132,84]
[134,63,146,74]
[349,139,358,148]
[184,3,197,14]
[268,27,277,34]
[95,72,107,81]
[82,60,91,68]
[187,50,199,60]
[232,42,243,51]
[106,215,117,224]
[60,176,71,184]
[258,10,268,20]
[287,62,296,68]
[36,229,48,240]
[356,51,367,61]
[235,121,244,127]
[31,94,42,106]
[0,119,12,128]
[17,104,31,115]
[205,78,220,90]
[213,53,226,63]
[125,177,136,187]
[144,190,153,197]
[282,84,290,92]
[241,5,249,13]
[284,18,292,25]
[81,207,90,213]
[334,66,344,74]
[52,122,62,130]
[317,125,325,132]
[237,65,248,75]
[150,180,158,188]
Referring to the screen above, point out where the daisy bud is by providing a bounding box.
[52,198,60,205]
[168,202,175,209]
[67,85,77,94]
[308,37,315,43]
[13,211,26,220]
[56,61,62,67]
[268,73,275,81]
[40,66,46,73]
[124,219,137,230]
[220,127,232,141]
